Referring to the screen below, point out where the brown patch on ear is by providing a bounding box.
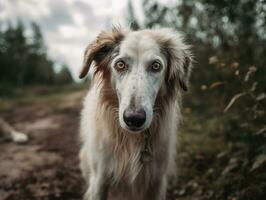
[79,46,93,78]
[178,55,192,91]
[179,78,188,91]
[79,27,125,79]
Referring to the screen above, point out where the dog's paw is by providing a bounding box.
[12,131,29,144]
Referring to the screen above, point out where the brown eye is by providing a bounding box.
[151,61,161,72]
[115,61,126,71]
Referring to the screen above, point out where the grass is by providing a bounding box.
[0,84,87,112]
[175,109,266,200]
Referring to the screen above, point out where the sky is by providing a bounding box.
[0,0,173,80]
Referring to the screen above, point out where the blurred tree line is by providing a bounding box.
[128,0,266,199]
[0,21,73,94]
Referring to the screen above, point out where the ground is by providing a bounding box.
[0,88,84,200]
[0,86,247,200]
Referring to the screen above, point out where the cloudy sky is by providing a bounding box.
[0,0,173,80]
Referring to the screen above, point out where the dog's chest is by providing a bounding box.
[108,162,160,200]
[108,138,165,185]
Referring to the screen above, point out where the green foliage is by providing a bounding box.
[0,21,73,93]
[127,0,140,30]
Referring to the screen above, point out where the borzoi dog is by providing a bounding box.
[79,27,192,200]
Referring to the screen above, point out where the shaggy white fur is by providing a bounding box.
[79,27,192,200]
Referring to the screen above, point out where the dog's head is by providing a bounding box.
[80,27,192,133]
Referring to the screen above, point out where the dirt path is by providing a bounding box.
[0,90,182,200]
[0,91,84,200]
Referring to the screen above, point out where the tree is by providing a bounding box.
[24,22,55,85]
[0,21,73,88]
[1,21,29,85]
[55,65,73,85]
[127,0,140,30]
[30,22,46,56]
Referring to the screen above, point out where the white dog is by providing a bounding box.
[79,27,192,200]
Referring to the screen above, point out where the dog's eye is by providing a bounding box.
[151,61,161,72]
[115,61,127,71]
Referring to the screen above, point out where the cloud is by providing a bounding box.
[38,1,75,31]
[0,0,131,80]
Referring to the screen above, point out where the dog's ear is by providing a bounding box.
[177,50,193,91]
[155,28,193,92]
[166,35,192,92]
[79,27,125,79]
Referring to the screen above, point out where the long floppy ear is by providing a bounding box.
[79,27,126,79]
[153,28,193,92]
[178,49,193,91]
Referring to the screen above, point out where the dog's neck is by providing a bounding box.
[140,130,153,163]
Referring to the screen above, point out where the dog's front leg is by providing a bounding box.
[147,175,167,200]
[84,170,109,200]
[84,175,109,200]
[157,176,167,200]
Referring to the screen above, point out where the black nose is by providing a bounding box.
[123,108,146,128]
